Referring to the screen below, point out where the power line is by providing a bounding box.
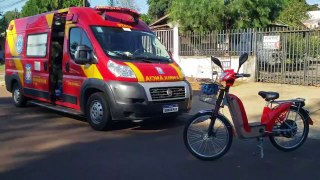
[0,0,27,10]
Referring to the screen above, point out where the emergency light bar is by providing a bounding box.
[94,6,140,18]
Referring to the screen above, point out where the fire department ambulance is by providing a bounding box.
[5,6,192,130]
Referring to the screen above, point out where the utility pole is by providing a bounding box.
[58,0,63,9]
[83,0,87,7]
[14,8,18,18]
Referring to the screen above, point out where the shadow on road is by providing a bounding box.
[0,131,319,180]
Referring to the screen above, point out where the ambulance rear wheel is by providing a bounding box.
[12,83,27,107]
[87,92,112,131]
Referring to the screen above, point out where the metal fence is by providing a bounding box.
[155,27,320,86]
[256,27,320,86]
[179,29,255,56]
[154,29,174,53]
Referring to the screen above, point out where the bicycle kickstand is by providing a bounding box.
[257,137,264,159]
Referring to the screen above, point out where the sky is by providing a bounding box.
[0,0,149,14]
[0,0,319,14]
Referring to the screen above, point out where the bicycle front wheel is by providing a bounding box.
[183,112,233,161]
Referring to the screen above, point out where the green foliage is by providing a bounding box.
[140,14,153,25]
[148,0,172,20]
[21,0,88,17]
[307,4,320,11]
[0,10,20,34]
[118,0,140,12]
[170,0,286,32]
[277,0,310,27]
[287,34,320,59]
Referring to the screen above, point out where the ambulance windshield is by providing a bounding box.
[91,26,172,63]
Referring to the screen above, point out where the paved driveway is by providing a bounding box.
[0,83,320,180]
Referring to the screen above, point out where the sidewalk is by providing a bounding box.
[0,71,4,87]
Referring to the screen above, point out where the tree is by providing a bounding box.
[140,14,152,25]
[0,10,21,34]
[307,4,320,11]
[118,0,140,12]
[148,0,172,20]
[170,0,287,32]
[21,0,89,17]
[277,0,310,27]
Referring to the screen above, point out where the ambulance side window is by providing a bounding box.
[69,27,92,59]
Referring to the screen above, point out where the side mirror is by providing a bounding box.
[74,45,94,65]
[238,53,248,72]
[211,56,223,70]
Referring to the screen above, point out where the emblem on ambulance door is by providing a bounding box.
[155,67,164,75]
[16,35,24,55]
[25,64,32,84]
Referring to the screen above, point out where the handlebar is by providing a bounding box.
[235,73,251,78]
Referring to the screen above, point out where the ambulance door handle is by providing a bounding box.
[65,62,70,72]
[44,61,48,71]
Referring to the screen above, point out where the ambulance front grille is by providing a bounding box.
[149,86,186,100]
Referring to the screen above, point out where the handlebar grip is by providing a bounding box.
[243,74,251,77]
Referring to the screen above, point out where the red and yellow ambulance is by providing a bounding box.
[5,6,192,130]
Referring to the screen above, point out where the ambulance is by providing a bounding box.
[5,6,192,130]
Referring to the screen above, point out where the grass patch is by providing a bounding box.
[0,64,4,71]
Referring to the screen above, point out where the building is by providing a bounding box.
[303,10,320,29]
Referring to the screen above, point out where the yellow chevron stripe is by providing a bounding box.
[81,64,103,80]
[7,21,24,85]
[13,58,24,85]
[45,13,54,27]
[7,21,18,56]
[124,62,145,82]
[169,64,184,80]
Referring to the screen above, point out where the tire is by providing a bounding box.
[86,92,112,131]
[269,106,309,152]
[183,112,233,161]
[12,83,27,107]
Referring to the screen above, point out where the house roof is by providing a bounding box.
[308,10,320,19]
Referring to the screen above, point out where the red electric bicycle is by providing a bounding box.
[184,53,314,161]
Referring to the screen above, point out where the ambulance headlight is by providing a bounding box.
[107,60,136,78]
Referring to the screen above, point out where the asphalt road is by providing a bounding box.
[0,86,320,180]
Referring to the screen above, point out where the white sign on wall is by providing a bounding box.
[263,35,280,50]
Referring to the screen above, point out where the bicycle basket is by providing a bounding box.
[199,83,220,105]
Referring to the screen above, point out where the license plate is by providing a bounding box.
[163,104,179,113]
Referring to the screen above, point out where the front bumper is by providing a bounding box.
[107,81,192,120]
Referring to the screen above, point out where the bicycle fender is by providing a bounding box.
[292,106,313,125]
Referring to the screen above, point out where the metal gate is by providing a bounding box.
[256,28,320,86]
[154,29,174,53]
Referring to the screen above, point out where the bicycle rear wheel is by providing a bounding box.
[183,112,233,161]
[269,106,309,152]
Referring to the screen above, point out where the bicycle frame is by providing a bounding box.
[186,53,313,160]
[209,75,302,139]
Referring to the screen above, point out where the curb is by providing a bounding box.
[0,74,4,86]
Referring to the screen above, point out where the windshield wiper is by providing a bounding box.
[107,51,133,60]
[134,56,171,63]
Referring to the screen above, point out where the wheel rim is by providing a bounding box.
[186,115,229,158]
[273,110,306,149]
[13,87,21,104]
[90,100,104,125]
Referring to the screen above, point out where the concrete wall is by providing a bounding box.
[176,55,256,82]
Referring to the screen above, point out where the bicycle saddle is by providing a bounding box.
[258,91,279,101]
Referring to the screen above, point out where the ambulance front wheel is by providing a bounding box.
[12,83,27,107]
[87,92,112,131]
